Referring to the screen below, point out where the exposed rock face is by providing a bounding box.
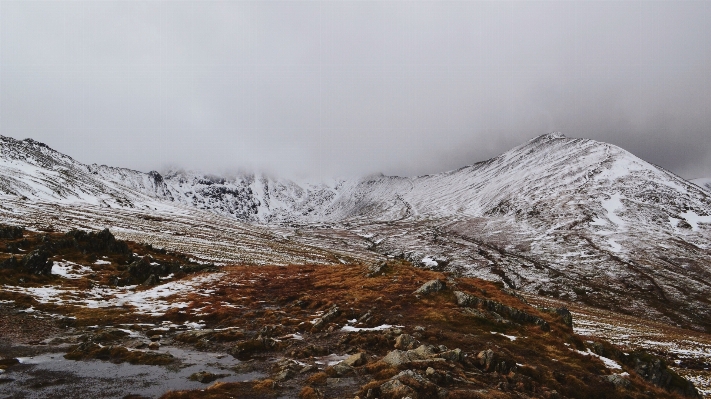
[454,291,550,331]
[0,225,23,239]
[21,249,52,275]
[413,279,446,295]
[394,334,420,350]
[629,354,701,398]
[312,305,340,330]
[476,349,514,374]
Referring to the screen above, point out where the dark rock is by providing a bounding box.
[0,256,20,270]
[476,349,514,374]
[379,378,417,399]
[0,225,24,239]
[312,305,340,330]
[21,249,52,275]
[454,291,550,331]
[189,371,226,384]
[143,274,160,286]
[414,279,446,295]
[627,352,701,398]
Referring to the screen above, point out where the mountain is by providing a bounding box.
[2,133,711,331]
[693,177,711,192]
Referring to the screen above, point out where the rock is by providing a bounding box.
[414,280,446,295]
[367,262,388,277]
[300,364,318,374]
[439,349,462,362]
[21,249,52,275]
[382,350,411,366]
[476,349,513,374]
[629,353,701,397]
[274,368,296,381]
[605,374,631,388]
[555,307,573,327]
[394,334,420,350]
[148,342,160,350]
[143,274,160,286]
[0,256,20,270]
[326,377,355,388]
[342,352,368,367]
[382,345,441,366]
[189,371,226,384]
[312,305,340,330]
[454,291,550,331]
[380,379,417,399]
[332,362,353,376]
[149,335,161,342]
[0,225,24,239]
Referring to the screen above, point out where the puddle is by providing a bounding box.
[0,348,265,398]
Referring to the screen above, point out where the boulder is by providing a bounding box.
[189,371,226,383]
[394,334,420,350]
[476,349,514,374]
[312,305,340,330]
[342,352,368,367]
[414,279,446,295]
[454,291,550,331]
[0,225,24,239]
[605,374,631,388]
[21,249,52,275]
[380,379,417,399]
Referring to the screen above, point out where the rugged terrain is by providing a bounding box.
[1,133,711,397]
[2,133,711,332]
[0,227,704,398]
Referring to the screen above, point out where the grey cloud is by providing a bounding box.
[1,1,710,179]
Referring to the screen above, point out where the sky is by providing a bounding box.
[1,1,710,180]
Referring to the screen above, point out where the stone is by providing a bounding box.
[189,371,225,384]
[380,379,417,399]
[274,368,296,381]
[439,349,462,362]
[143,274,160,286]
[21,249,52,275]
[605,374,631,388]
[367,262,388,277]
[148,342,160,350]
[332,362,354,376]
[394,334,420,350]
[414,280,446,295]
[382,350,411,366]
[342,352,368,367]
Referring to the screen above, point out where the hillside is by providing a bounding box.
[0,226,702,398]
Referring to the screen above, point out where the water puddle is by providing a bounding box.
[0,347,264,398]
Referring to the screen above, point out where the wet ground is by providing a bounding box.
[0,346,264,398]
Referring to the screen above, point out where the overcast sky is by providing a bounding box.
[1,1,710,180]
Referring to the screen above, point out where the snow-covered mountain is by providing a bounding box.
[693,177,711,192]
[3,133,711,331]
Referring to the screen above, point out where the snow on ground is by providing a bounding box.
[680,210,711,231]
[491,331,518,341]
[51,261,94,279]
[571,348,622,370]
[341,324,399,332]
[2,273,224,316]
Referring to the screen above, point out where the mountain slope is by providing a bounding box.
[3,133,711,331]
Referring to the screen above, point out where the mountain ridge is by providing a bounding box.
[2,133,711,332]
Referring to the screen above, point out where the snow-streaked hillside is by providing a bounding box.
[3,133,711,331]
[693,177,711,192]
